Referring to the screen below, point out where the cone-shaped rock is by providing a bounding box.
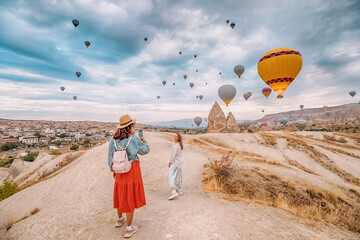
[226,112,240,133]
[207,102,227,133]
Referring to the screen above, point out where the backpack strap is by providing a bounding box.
[113,135,133,151]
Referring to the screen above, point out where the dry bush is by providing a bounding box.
[30,208,40,215]
[202,153,360,233]
[259,133,277,146]
[324,135,337,142]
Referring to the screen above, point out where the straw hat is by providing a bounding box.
[117,114,136,129]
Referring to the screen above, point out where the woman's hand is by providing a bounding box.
[140,137,145,142]
[113,171,116,179]
[168,162,171,168]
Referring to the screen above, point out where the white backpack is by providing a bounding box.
[112,135,133,174]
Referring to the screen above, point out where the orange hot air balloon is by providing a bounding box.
[323,105,328,111]
[262,87,272,98]
[258,47,302,95]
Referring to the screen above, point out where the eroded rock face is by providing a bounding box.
[207,102,227,133]
[226,112,240,133]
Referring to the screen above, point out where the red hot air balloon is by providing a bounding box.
[199,95,203,100]
[157,96,160,99]
[262,87,272,98]
[194,54,197,58]
[73,96,77,100]
[85,41,90,48]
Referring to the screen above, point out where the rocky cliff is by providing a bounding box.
[207,102,239,133]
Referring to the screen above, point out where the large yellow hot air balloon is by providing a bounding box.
[257,47,302,95]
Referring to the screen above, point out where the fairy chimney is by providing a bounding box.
[207,102,227,133]
[226,112,240,133]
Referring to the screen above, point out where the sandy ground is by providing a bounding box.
[0,132,359,240]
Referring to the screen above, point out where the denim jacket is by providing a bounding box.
[108,134,150,172]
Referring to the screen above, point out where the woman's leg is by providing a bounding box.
[117,208,123,218]
[126,211,134,226]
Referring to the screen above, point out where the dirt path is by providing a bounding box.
[1,132,359,239]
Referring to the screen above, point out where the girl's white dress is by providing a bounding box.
[169,142,182,188]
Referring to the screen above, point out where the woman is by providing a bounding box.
[108,114,150,238]
[168,132,183,200]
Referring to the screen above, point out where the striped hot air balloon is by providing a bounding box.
[279,117,288,126]
[262,87,272,98]
[295,119,307,131]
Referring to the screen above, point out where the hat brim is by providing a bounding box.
[117,119,136,129]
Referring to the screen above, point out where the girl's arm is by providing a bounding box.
[108,137,114,171]
[136,135,150,155]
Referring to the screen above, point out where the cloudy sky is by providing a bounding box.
[0,0,359,123]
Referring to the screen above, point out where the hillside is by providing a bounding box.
[0,132,359,239]
[257,103,360,122]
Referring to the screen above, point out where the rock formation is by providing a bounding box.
[226,112,240,133]
[207,102,227,133]
[207,102,239,133]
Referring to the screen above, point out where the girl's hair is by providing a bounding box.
[176,132,183,150]
[113,124,134,140]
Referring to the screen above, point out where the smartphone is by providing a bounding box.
[138,130,143,138]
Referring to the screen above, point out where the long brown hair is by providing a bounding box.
[176,132,183,150]
[113,124,134,140]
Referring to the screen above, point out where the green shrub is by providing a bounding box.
[0,142,18,152]
[0,180,19,201]
[23,152,36,162]
[248,129,254,133]
[50,150,62,155]
[70,144,79,151]
[337,137,347,143]
[0,158,15,167]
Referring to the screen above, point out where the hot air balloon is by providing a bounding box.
[72,19,79,27]
[196,96,199,99]
[173,83,175,86]
[157,96,160,99]
[144,37,148,42]
[196,69,199,72]
[280,117,288,126]
[243,120,252,129]
[85,41,90,48]
[257,122,262,128]
[237,122,244,129]
[218,84,236,107]
[219,72,222,75]
[262,122,267,127]
[76,72,81,78]
[199,95,203,100]
[349,91,356,97]
[73,96,77,100]
[295,119,307,131]
[274,120,278,125]
[189,82,194,88]
[179,51,182,55]
[243,92,252,101]
[258,47,302,95]
[183,75,187,80]
[194,117,202,127]
[234,65,245,78]
[323,105,328,111]
[262,109,264,113]
[60,86,65,91]
[300,105,304,110]
[326,111,331,116]
[277,95,283,99]
[226,20,229,24]
[230,22,235,29]
[162,80,166,86]
[262,87,272,98]
[194,54,197,58]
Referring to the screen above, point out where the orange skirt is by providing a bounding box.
[113,161,146,212]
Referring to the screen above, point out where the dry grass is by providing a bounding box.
[202,152,360,233]
[1,208,40,231]
[199,137,231,149]
[259,133,277,146]
[287,159,317,175]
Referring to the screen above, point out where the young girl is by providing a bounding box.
[168,132,183,200]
